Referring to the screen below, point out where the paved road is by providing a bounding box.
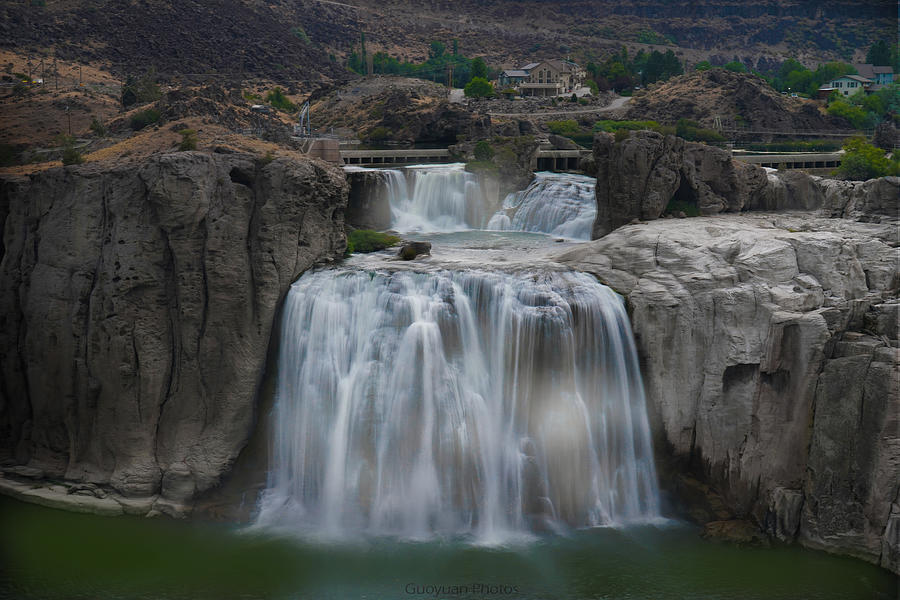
[596,95,632,112]
[487,95,631,118]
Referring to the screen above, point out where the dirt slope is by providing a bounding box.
[624,69,852,133]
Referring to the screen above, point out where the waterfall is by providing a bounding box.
[488,172,596,240]
[256,269,660,540]
[389,164,486,232]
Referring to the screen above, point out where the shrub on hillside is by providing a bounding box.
[266,87,296,112]
[57,135,84,165]
[178,129,198,151]
[593,120,661,133]
[473,140,494,161]
[547,120,580,135]
[130,108,161,130]
[835,137,899,180]
[827,100,872,129]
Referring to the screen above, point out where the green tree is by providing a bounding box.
[866,40,891,66]
[473,140,494,161]
[463,76,493,98]
[471,57,488,80]
[429,41,446,60]
[694,60,712,71]
[835,136,898,180]
[723,61,746,73]
[827,100,871,129]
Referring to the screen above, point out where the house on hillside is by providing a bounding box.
[499,60,586,97]
[819,74,873,97]
[818,64,895,98]
[498,69,529,89]
[854,63,894,88]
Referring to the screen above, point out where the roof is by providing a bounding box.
[854,64,894,78]
[520,62,540,71]
[501,70,529,77]
[855,64,875,78]
[831,74,873,84]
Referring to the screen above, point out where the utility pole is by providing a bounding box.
[447,64,454,88]
[54,57,58,90]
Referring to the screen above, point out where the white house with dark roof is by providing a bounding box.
[497,60,586,96]
[820,74,873,97]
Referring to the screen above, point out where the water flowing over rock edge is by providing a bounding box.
[255,268,660,541]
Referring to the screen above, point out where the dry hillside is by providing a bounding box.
[624,69,853,133]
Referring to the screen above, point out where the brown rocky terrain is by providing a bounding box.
[624,69,852,133]
[309,76,490,143]
[2,1,893,89]
[0,0,351,87]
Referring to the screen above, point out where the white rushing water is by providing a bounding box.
[256,268,660,541]
[389,164,486,232]
[487,172,597,240]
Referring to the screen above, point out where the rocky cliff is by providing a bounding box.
[560,212,899,573]
[591,130,769,238]
[0,152,348,514]
[591,130,900,240]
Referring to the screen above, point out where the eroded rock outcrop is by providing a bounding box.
[345,167,395,230]
[0,151,347,512]
[559,214,900,572]
[591,131,768,238]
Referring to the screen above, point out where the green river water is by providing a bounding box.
[0,497,896,600]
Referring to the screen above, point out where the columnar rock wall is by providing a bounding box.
[0,152,348,509]
[559,213,899,572]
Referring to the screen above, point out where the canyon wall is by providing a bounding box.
[572,133,899,571]
[0,152,348,512]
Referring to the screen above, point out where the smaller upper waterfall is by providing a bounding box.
[487,172,596,240]
[390,164,486,232]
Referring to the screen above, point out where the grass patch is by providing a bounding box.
[594,120,661,133]
[464,160,498,173]
[546,120,580,135]
[346,230,401,254]
[664,199,700,217]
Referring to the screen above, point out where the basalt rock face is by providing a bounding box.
[753,172,900,223]
[345,168,394,230]
[0,152,347,506]
[590,131,768,238]
[559,214,900,573]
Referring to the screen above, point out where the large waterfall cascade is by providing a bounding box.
[256,268,661,540]
[486,172,597,240]
[256,164,660,541]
